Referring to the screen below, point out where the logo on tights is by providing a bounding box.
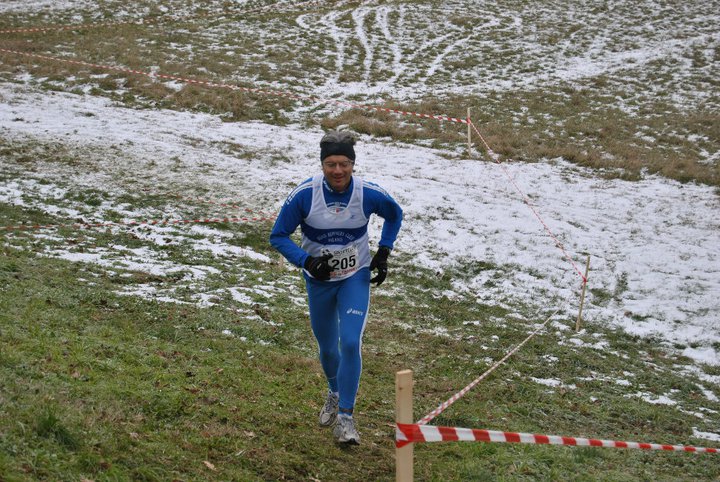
[346,308,365,316]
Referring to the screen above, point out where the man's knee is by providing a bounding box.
[340,338,361,357]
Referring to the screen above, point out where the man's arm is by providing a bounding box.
[269,183,312,267]
[363,181,403,249]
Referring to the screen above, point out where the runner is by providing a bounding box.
[270,130,403,444]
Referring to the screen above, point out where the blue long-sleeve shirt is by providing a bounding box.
[270,176,403,268]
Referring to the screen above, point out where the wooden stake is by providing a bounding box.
[396,369,414,482]
[575,255,591,332]
[467,107,472,157]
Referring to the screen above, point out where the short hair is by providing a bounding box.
[320,130,357,162]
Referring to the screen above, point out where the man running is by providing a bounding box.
[270,130,403,444]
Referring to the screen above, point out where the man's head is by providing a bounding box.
[320,131,356,192]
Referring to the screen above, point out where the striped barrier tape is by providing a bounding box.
[396,423,719,454]
[468,120,586,283]
[166,194,276,219]
[0,20,158,35]
[0,215,275,233]
[0,48,468,124]
[416,308,559,426]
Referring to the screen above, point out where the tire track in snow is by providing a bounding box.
[352,6,374,83]
[297,8,348,89]
[421,17,500,83]
[374,4,404,91]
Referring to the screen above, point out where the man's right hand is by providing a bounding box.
[304,254,334,281]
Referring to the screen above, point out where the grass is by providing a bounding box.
[0,205,718,477]
[1,193,720,479]
[1,1,719,479]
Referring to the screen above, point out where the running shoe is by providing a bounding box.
[319,391,339,427]
[333,414,360,445]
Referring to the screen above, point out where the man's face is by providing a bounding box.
[322,155,354,192]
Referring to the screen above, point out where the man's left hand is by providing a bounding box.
[370,246,391,286]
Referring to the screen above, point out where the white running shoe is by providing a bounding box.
[333,414,360,444]
[319,391,339,427]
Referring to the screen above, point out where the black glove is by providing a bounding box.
[304,253,333,281]
[370,246,391,286]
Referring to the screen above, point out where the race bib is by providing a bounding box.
[324,244,360,278]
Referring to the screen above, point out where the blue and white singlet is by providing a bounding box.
[301,174,370,281]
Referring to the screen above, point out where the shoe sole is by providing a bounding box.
[336,437,360,445]
[334,428,360,444]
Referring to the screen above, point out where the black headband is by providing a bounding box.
[320,141,356,162]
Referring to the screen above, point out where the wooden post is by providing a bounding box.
[467,107,472,157]
[575,255,591,332]
[396,370,414,482]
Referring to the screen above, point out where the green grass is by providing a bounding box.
[1,1,720,479]
[1,201,719,480]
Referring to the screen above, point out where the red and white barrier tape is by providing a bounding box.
[0,0,328,35]
[415,308,559,426]
[396,423,719,454]
[0,48,468,124]
[0,215,275,233]
[0,20,156,35]
[167,194,275,218]
[468,120,586,284]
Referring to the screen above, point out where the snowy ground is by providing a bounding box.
[2,1,717,115]
[2,81,719,368]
